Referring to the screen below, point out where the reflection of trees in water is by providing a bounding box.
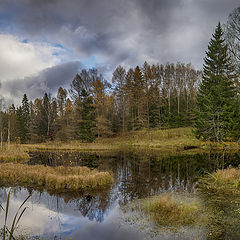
[111,152,196,205]
[73,191,112,222]
[26,150,240,221]
[107,151,240,205]
[28,151,101,168]
[0,186,112,223]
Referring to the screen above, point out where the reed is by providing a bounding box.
[0,163,113,192]
[0,191,32,240]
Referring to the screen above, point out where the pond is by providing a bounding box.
[1,150,240,239]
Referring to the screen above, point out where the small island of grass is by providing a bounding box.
[0,163,113,192]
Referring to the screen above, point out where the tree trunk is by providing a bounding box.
[168,89,171,114]
[0,131,2,150]
[8,119,10,149]
[177,93,180,115]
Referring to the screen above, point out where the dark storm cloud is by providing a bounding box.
[0,61,81,104]
[0,0,239,75]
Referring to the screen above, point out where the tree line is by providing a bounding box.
[0,63,201,143]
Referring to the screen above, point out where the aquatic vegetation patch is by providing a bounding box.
[198,167,240,239]
[198,167,240,195]
[0,163,113,192]
[140,193,205,227]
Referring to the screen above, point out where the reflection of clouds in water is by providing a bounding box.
[0,188,91,237]
[70,203,144,240]
[71,222,143,240]
[0,188,126,238]
[0,188,143,239]
[0,197,97,237]
[0,198,60,235]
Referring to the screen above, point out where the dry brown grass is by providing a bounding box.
[0,144,29,162]
[214,167,240,181]
[142,193,205,226]
[199,167,240,194]
[0,163,113,192]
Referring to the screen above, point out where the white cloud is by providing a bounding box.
[0,34,59,82]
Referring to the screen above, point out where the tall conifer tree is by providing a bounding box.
[78,89,96,142]
[16,94,30,143]
[195,22,239,142]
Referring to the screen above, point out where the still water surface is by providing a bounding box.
[0,150,240,239]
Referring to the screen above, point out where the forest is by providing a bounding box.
[0,62,201,143]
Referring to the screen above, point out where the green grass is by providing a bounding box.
[0,163,113,192]
[0,127,239,164]
[24,127,240,152]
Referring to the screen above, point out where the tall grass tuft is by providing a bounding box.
[141,193,205,226]
[198,166,240,195]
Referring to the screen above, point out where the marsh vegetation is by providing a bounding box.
[0,163,112,192]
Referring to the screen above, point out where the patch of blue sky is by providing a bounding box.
[53,43,65,49]
[82,55,97,69]
[0,20,15,34]
[21,38,29,43]
[49,42,73,64]
[0,9,20,35]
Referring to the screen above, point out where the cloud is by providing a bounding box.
[0,34,59,81]
[1,0,237,67]
[0,61,81,105]
[0,0,239,104]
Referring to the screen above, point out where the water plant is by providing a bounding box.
[140,193,205,226]
[198,168,240,239]
[0,191,32,240]
[198,166,240,195]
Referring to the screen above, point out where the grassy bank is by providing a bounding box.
[0,127,239,164]
[23,127,240,152]
[0,163,113,192]
[137,193,205,227]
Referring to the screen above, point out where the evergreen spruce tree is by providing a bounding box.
[16,94,30,143]
[78,89,96,142]
[195,22,240,142]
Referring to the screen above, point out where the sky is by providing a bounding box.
[0,0,239,105]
